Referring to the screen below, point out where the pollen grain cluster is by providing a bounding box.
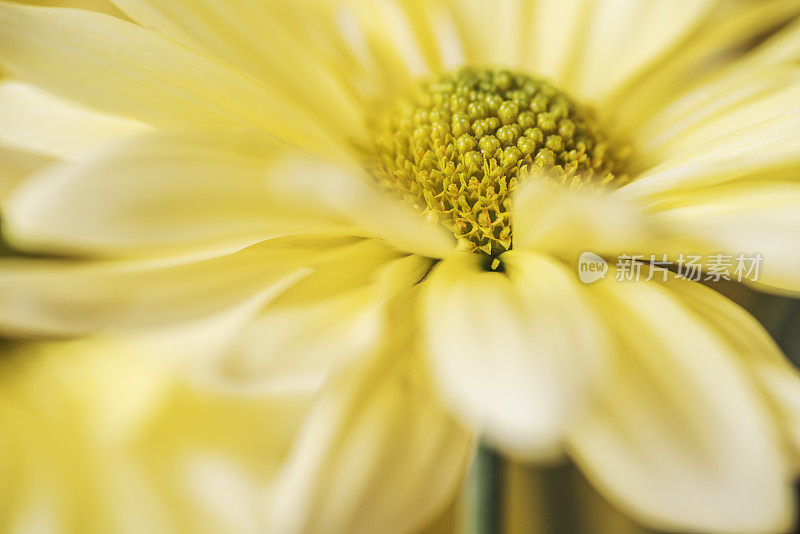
[368,67,627,256]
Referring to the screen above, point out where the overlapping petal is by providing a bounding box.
[208,242,431,394]
[620,110,800,200]
[2,131,454,258]
[107,0,367,144]
[645,181,800,293]
[512,178,657,260]
[609,1,800,132]
[0,2,339,157]
[265,313,472,534]
[0,236,345,336]
[449,0,716,102]
[631,68,800,168]
[568,275,793,533]
[0,81,150,161]
[661,274,800,466]
[0,145,51,201]
[421,252,604,460]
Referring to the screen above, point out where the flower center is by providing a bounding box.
[368,67,627,256]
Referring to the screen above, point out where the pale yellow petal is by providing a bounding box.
[620,109,800,201]
[265,338,472,534]
[1,336,313,533]
[632,67,800,167]
[0,236,347,336]
[661,275,800,467]
[0,80,150,160]
[0,3,339,157]
[18,0,123,15]
[108,0,366,144]
[524,0,592,84]
[513,178,655,259]
[334,0,465,96]
[453,0,715,102]
[646,181,800,293]
[0,145,52,201]
[568,276,793,533]
[609,0,800,133]
[211,241,431,394]
[0,338,173,533]
[258,153,456,258]
[3,131,454,258]
[134,381,312,534]
[2,132,341,255]
[569,0,717,101]
[421,252,604,460]
[449,0,531,68]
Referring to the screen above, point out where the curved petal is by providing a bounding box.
[265,329,472,534]
[647,181,800,294]
[3,131,455,258]
[661,275,800,467]
[421,252,604,460]
[450,0,715,102]
[0,145,52,201]
[513,179,656,260]
[107,0,367,144]
[0,2,339,157]
[566,0,716,102]
[632,67,800,168]
[0,80,150,160]
[568,275,793,533]
[0,337,173,533]
[619,109,800,201]
[0,336,313,533]
[0,236,348,336]
[609,1,800,133]
[208,241,432,394]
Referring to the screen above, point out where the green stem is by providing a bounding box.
[465,444,503,534]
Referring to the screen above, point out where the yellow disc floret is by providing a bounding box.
[368,67,627,256]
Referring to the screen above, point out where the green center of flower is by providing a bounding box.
[368,67,627,256]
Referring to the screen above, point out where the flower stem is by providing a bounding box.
[464,444,503,534]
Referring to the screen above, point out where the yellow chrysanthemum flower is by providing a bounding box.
[2,1,800,533]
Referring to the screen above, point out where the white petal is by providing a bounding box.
[421,252,604,460]
[568,276,793,533]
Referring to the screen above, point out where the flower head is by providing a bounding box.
[2,1,800,533]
